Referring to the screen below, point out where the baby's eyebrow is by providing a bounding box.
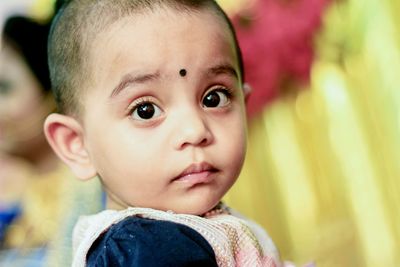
[110,72,160,98]
[109,64,238,98]
[207,64,239,80]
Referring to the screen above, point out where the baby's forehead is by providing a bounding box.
[95,6,229,40]
[86,7,237,80]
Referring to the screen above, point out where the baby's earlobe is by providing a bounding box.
[43,113,97,181]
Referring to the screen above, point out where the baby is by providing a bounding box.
[44,0,286,266]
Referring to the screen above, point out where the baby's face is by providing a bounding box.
[80,7,247,215]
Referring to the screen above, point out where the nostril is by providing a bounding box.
[178,132,212,150]
[199,137,209,146]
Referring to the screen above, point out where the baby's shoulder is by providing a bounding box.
[86,216,218,266]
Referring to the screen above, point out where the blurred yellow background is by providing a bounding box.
[27,0,400,266]
[225,0,400,266]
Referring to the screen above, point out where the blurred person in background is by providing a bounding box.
[0,15,102,267]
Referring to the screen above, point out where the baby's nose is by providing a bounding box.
[173,110,213,150]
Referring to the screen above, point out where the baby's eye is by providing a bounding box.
[202,88,231,108]
[131,102,162,120]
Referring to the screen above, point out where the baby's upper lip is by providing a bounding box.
[175,162,218,180]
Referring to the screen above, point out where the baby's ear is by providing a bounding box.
[44,113,96,181]
[243,83,252,103]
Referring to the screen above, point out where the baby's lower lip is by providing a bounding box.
[174,171,215,186]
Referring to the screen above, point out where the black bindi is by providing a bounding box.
[179,69,187,77]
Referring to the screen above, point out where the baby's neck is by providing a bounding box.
[105,198,228,218]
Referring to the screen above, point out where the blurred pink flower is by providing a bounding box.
[233,0,330,116]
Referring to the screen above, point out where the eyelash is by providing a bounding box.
[203,86,234,102]
[130,97,154,109]
[209,86,234,98]
[126,95,151,113]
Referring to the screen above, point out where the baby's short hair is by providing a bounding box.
[48,0,243,115]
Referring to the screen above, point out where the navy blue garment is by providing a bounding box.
[87,217,218,267]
